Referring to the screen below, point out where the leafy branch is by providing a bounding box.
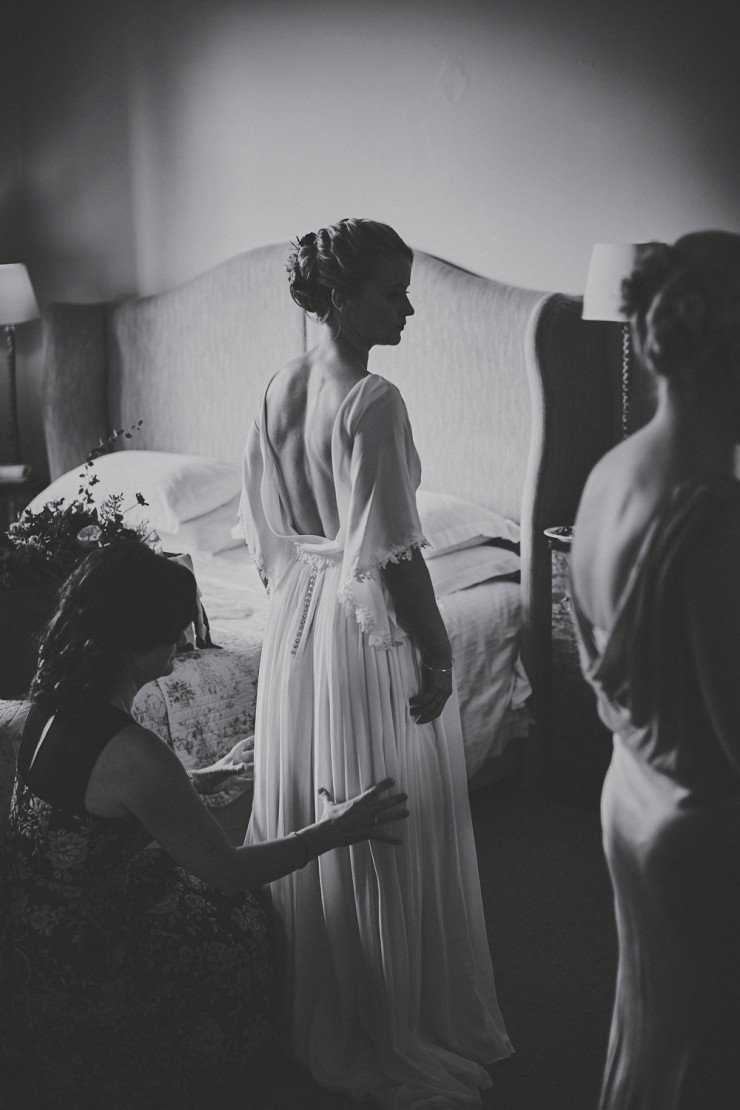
[1,420,153,590]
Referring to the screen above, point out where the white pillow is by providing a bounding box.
[417,491,520,558]
[27,451,242,534]
[156,495,242,556]
[426,543,520,597]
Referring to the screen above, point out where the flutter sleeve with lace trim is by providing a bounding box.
[335,376,429,648]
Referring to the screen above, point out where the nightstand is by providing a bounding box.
[544,525,611,802]
[0,478,44,533]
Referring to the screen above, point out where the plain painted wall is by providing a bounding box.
[4,0,740,475]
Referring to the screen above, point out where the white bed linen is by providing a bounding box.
[132,547,530,791]
[193,546,530,779]
[439,582,531,777]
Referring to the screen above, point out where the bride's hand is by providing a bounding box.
[409,659,453,725]
[317,779,409,847]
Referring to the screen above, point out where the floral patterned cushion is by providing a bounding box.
[132,641,261,807]
[1,638,260,839]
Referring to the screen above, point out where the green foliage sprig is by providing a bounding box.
[1,420,153,589]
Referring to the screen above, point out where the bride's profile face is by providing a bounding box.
[345,255,414,348]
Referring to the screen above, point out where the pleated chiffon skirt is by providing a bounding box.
[246,556,513,1109]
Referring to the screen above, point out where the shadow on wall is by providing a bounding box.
[14,0,740,302]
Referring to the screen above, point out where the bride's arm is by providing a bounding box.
[382,548,450,657]
[382,549,453,724]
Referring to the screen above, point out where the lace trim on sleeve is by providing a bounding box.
[243,545,272,594]
[233,507,248,538]
[337,532,428,649]
[294,548,341,572]
[337,598,408,650]
[347,532,428,583]
[360,613,405,648]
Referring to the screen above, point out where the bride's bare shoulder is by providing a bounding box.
[266,357,310,420]
[270,354,309,392]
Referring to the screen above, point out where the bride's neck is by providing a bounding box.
[316,322,370,377]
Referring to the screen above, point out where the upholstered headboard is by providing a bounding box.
[42,244,625,752]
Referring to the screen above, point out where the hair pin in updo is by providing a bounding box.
[286,232,317,277]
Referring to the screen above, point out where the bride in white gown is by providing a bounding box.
[239,219,512,1108]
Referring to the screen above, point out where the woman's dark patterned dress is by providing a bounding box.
[0,699,276,1109]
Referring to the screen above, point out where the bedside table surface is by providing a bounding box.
[0,477,45,492]
[544,524,573,552]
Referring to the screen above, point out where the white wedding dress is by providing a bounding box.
[240,372,512,1109]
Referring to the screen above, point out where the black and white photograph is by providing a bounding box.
[1,1,739,1107]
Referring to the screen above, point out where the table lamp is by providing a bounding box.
[0,263,40,477]
[582,243,650,441]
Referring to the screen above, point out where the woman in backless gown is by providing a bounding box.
[239,218,512,1108]
[571,231,740,1109]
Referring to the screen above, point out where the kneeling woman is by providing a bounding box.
[1,541,407,1109]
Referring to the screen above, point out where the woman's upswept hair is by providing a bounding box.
[621,231,740,387]
[286,218,412,322]
[31,541,197,712]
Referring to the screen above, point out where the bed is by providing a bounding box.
[18,244,622,803]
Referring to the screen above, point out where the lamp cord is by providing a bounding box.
[621,322,631,441]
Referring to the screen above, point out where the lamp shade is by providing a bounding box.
[0,263,40,326]
[582,243,652,322]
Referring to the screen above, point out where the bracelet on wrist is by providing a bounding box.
[290,830,312,867]
[421,657,454,674]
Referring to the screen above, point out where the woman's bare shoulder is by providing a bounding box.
[267,356,309,400]
[264,357,310,426]
[572,441,663,624]
[94,722,181,778]
[574,444,629,538]
[85,721,184,816]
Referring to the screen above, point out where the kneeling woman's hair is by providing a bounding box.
[31,541,198,712]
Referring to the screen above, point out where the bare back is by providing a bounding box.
[264,355,367,538]
[571,425,688,632]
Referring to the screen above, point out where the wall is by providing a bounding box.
[4,0,740,474]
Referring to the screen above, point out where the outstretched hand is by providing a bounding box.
[222,735,255,778]
[190,736,255,794]
[317,778,409,847]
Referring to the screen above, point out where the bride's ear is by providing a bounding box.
[331,288,348,314]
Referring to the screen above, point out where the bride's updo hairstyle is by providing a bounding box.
[286,218,413,322]
[622,231,740,389]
